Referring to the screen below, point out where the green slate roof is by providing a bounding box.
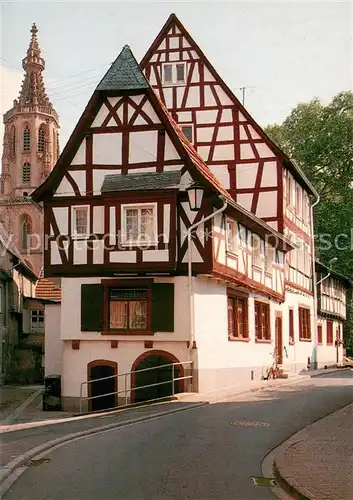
[101,171,181,193]
[96,45,149,91]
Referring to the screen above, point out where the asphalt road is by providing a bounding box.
[4,371,353,500]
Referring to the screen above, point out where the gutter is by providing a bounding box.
[310,193,320,369]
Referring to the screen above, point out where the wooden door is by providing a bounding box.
[275,314,283,365]
[89,364,116,411]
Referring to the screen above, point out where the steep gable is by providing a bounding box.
[141,14,316,232]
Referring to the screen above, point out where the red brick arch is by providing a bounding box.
[130,350,184,403]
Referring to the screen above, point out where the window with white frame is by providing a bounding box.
[226,218,238,253]
[72,206,89,237]
[265,242,275,272]
[162,62,187,85]
[30,309,44,332]
[121,204,157,246]
[252,234,263,267]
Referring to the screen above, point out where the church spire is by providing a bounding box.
[18,23,50,107]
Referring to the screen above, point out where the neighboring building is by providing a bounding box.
[0,24,60,276]
[0,224,39,384]
[316,261,352,367]
[140,14,319,372]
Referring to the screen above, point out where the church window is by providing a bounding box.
[10,126,16,157]
[21,215,31,250]
[24,126,31,152]
[22,163,31,184]
[38,124,45,152]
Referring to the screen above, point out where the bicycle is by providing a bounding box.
[263,351,280,380]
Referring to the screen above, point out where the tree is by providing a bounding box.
[265,91,353,350]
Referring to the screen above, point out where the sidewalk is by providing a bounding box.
[274,403,353,500]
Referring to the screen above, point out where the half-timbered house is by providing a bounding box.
[33,46,299,411]
[141,13,321,372]
[316,262,351,367]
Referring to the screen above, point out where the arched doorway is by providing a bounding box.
[87,360,117,411]
[131,351,184,403]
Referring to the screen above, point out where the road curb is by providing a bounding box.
[310,366,350,378]
[0,401,207,495]
[273,456,311,500]
[2,388,44,426]
[263,402,353,500]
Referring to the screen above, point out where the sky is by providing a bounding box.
[1,1,352,158]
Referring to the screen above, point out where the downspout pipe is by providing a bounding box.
[310,193,320,369]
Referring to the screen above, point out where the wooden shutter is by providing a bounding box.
[151,283,174,332]
[81,284,104,331]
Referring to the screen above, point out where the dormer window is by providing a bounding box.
[24,126,31,152]
[162,62,187,85]
[72,206,89,237]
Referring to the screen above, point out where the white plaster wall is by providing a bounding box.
[93,133,122,164]
[61,339,188,400]
[317,319,344,367]
[71,141,86,165]
[60,276,190,342]
[45,303,62,376]
[193,277,278,392]
[278,290,315,373]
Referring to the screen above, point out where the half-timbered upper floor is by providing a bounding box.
[32,45,294,302]
[141,14,318,235]
[316,262,352,320]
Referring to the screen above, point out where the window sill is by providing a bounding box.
[326,342,334,346]
[289,340,295,346]
[255,338,271,344]
[71,234,90,240]
[299,338,312,342]
[228,337,250,342]
[101,330,154,336]
[226,250,239,258]
[120,241,158,248]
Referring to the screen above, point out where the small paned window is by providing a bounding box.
[73,207,89,236]
[181,125,193,143]
[289,309,294,344]
[252,234,262,267]
[228,294,248,340]
[226,219,238,253]
[317,324,323,345]
[299,307,311,340]
[176,63,185,83]
[163,65,173,84]
[255,301,271,341]
[162,63,187,85]
[22,163,31,184]
[24,126,31,152]
[122,205,156,246]
[109,288,148,331]
[326,320,333,345]
[38,124,45,152]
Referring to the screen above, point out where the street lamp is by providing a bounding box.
[186,183,204,212]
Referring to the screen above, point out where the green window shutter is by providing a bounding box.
[151,283,174,332]
[81,284,104,332]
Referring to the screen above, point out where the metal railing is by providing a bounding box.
[79,360,193,414]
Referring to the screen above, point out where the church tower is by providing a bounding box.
[0,23,60,275]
